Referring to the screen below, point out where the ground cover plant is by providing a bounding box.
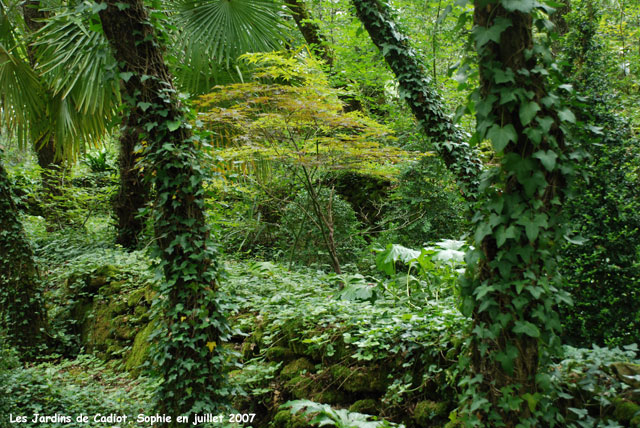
[0,0,639,427]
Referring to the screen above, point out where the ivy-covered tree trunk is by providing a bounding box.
[99,0,230,419]
[350,0,482,198]
[288,0,334,67]
[459,2,575,425]
[0,156,49,355]
[113,119,149,249]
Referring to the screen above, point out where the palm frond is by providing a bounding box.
[33,7,119,117]
[168,0,291,93]
[0,3,47,148]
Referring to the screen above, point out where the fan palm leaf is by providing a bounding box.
[169,0,291,93]
[0,0,47,147]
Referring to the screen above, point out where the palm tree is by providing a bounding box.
[22,0,288,247]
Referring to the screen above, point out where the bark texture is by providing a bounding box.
[113,120,149,248]
[351,0,482,198]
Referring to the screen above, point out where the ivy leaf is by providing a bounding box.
[167,120,181,132]
[513,321,541,338]
[501,0,536,13]
[473,17,512,47]
[137,101,152,112]
[487,124,517,152]
[519,101,540,126]
[519,213,548,242]
[558,108,576,123]
[495,224,517,247]
[532,150,558,171]
[494,68,515,84]
[119,71,134,82]
[495,345,519,375]
[475,222,493,243]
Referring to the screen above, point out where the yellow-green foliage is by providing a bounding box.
[193,52,418,182]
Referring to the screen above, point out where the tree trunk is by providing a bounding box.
[99,0,229,418]
[460,3,573,425]
[113,120,149,248]
[350,0,482,198]
[288,0,334,67]
[0,156,49,355]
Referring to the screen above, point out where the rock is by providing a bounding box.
[281,358,315,380]
[127,287,146,307]
[349,398,378,414]
[113,315,136,340]
[284,375,314,399]
[311,389,347,405]
[413,400,448,427]
[612,362,640,389]
[266,346,297,363]
[613,397,640,424]
[271,410,307,428]
[124,322,155,375]
[330,365,389,394]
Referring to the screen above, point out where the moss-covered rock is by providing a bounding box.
[266,346,297,363]
[281,358,315,380]
[613,397,640,424]
[413,400,448,427]
[311,389,347,405]
[612,363,640,389]
[127,287,147,307]
[284,375,314,399]
[271,410,307,428]
[330,365,389,394]
[124,321,155,374]
[349,398,378,414]
[113,315,136,340]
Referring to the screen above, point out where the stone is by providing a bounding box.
[281,358,315,380]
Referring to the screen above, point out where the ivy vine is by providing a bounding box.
[457,0,580,426]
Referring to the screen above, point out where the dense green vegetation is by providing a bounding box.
[1,0,639,427]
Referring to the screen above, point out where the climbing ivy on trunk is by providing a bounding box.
[98,0,232,419]
[0,155,50,357]
[350,0,482,198]
[458,1,577,425]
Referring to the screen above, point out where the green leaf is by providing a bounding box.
[558,108,576,123]
[532,150,557,171]
[519,101,540,126]
[119,71,134,82]
[473,17,512,47]
[513,321,540,338]
[137,101,152,112]
[167,120,182,132]
[91,2,108,14]
[495,225,517,247]
[520,213,548,242]
[487,124,517,152]
[501,0,536,13]
[475,222,493,243]
[495,345,519,374]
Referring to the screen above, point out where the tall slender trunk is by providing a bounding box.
[99,0,229,418]
[0,156,49,355]
[460,3,573,425]
[350,0,482,198]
